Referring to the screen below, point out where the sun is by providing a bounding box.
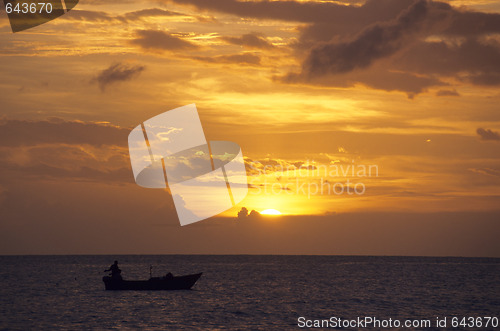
[260,209,282,215]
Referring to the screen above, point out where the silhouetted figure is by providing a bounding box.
[104,260,122,280]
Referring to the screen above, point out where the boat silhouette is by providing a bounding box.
[102,272,202,291]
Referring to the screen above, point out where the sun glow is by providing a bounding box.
[260,209,282,215]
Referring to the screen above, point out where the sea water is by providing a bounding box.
[0,255,498,329]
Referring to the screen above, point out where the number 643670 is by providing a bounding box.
[5,2,53,14]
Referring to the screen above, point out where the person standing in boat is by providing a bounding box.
[104,260,122,280]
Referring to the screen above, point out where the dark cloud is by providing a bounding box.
[63,9,115,22]
[192,53,261,65]
[79,0,136,4]
[121,8,182,21]
[169,0,428,47]
[477,128,500,141]
[0,160,132,183]
[297,0,420,45]
[468,73,500,86]
[63,8,183,22]
[0,118,132,183]
[284,65,444,97]
[280,0,455,96]
[444,10,500,36]
[170,0,500,41]
[303,0,428,76]
[170,0,500,96]
[129,30,199,52]
[169,0,357,23]
[0,118,128,147]
[291,1,500,95]
[436,89,460,97]
[352,70,443,97]
[170,0,425,48]
[468,168,500,178]
[93,62,145,92]
[394,38,500,82]
[221,33,275,49]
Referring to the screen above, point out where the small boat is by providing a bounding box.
[102,273,202,291]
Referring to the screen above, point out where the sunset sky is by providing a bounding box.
[0,0,499,256]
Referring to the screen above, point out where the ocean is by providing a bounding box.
[0,255,498,330]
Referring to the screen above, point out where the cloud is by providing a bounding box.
[221,33,275,49]
[394,38,500,84]
[291,1,500,95]
[296,0,421,46]
[0,118,132,183]
[468,73,500,86]
[93,62,145,92]
[63,8,183,23]
[77,0,136,4]
[169,0,428,47]
[192,53,261,65]
[468,168,500,177]
[436,89,460,97]
[129,30,199,52]
[245,157,322,176]
[0,118,129,147]
[302,0,428,76]
[168,0,356,23]
[168,0,430,45]
[280,0,452,96]
[121,8,182,21]
[284,64,444,97]
[0,158,132,183]
[444,10,500,36]
[477,128,500,141]
[63,9,115,22]
[169,0,500,95]
[170,0,500,42]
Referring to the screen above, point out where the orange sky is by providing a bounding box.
[0,0,499,256]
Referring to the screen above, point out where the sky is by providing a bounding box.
[0,0,499,256]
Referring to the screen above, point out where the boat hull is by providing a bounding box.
[103,273,202,291]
